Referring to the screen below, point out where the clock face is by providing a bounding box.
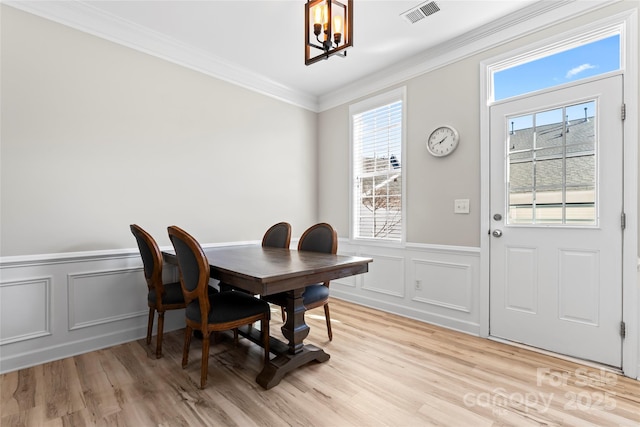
[427,126,459,157]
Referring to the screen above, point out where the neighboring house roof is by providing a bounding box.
[508,117,595,193]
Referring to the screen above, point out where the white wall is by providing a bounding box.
[0,6,317,373]
[0,6,318,256]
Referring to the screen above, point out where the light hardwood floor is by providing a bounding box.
[1,298,639,426]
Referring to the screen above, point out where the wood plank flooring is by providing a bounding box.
[1,298,639,426]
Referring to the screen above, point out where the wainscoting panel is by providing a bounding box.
[332,241,481,334]
[68,267,148,330]
[360,252,405,298]
[332,250,357,288]
[412,259,472,313]
[0,277,51,345]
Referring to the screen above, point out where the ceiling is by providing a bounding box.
[6,1,612,110]
[80,0,536,95]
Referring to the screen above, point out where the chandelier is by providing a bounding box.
[305,0,353,65]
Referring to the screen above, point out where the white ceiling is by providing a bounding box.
[83,0,536,95]
[6,1,614,110]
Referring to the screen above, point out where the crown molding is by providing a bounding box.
[4,0,619,113]
[317,0,620,111]
[3,0,319,111]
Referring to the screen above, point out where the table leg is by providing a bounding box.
[256,287,330,389]
[281,287,308,354]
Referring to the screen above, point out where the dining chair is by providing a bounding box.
[167,225,271,389]
[263,222,337,341]
[130,224,188,359]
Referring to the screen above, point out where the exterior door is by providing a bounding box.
[489,75,623,367]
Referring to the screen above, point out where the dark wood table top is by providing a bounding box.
[163,245,372,295]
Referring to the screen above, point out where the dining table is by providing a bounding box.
[162,244,372,389]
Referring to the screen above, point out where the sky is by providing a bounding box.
[494,34,620,102]
[495,34,619,130]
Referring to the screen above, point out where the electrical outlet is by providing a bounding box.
[415,280,422,290]
[454,199,470,214]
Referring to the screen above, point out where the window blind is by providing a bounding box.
[352,100,403,241]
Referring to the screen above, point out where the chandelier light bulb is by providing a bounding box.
[334,15,342,45]
[313,5,322,35]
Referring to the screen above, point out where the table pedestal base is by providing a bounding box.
[257,345,330,389]
[236,325,330,389]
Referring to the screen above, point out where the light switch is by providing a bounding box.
[454,199,470,214]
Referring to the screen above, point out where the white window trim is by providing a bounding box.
[349,87,407,246]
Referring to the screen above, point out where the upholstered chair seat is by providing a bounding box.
[185,292,271,324]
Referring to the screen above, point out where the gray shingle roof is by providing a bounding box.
[508,117,595,192]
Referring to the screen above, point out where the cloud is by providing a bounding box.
[565,63,596,79]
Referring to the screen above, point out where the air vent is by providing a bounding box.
[400,1,440,24]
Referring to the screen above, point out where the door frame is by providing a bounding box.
[479,9,639,378]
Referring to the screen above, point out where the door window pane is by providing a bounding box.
[507,100,597,225]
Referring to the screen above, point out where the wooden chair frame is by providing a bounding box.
[168,225,270,388]
[130,224,185,358]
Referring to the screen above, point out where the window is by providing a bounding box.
[491,30,621,102]
[508,100,596,225]
[350,88,405,242]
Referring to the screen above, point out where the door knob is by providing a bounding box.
[492,229,503,237]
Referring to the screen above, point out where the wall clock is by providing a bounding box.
[426,125,459,157]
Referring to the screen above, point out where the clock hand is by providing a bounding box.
[437,137,447,145]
